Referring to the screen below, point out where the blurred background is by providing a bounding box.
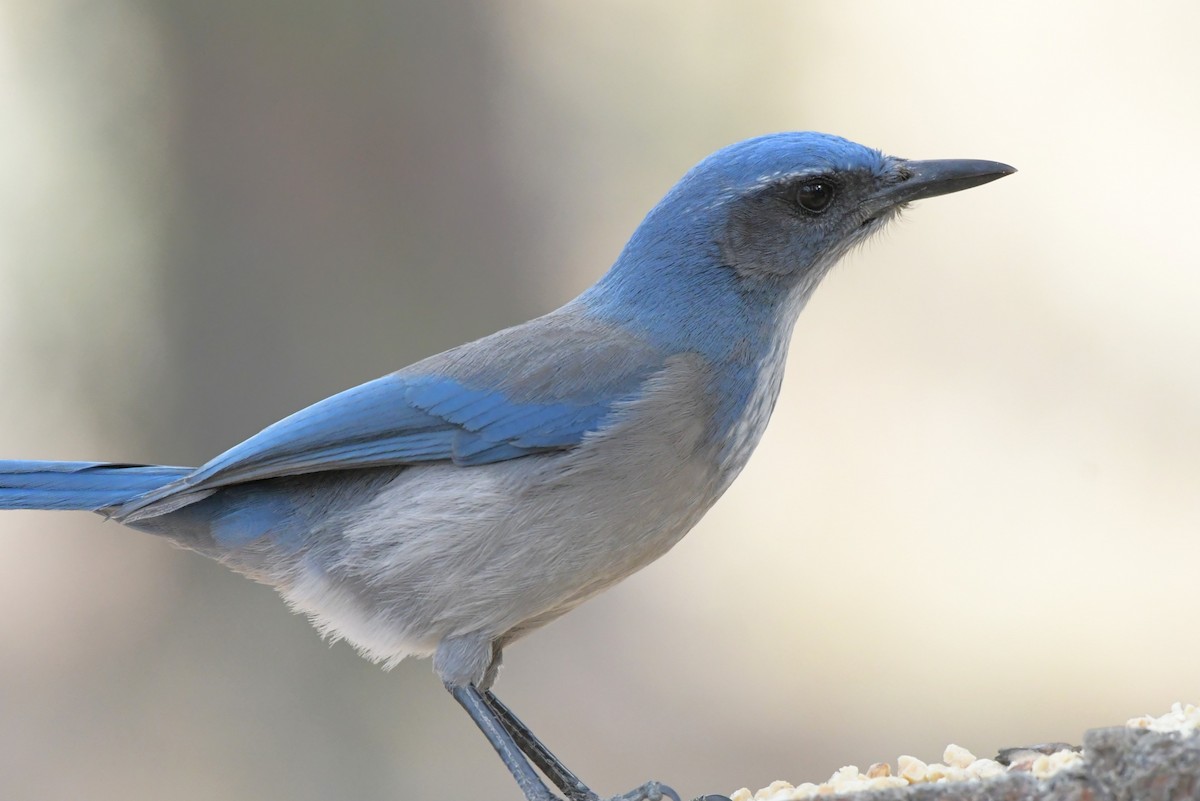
[1,2,1197,799]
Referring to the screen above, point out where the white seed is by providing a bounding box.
[897,755,928,783]
[943,743,976,768]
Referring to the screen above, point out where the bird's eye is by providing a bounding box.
[794,180,835,214]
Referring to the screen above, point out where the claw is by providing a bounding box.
[656,783,682,801]
[607,781,681,801]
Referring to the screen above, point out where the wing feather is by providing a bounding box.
[111,310,666,521]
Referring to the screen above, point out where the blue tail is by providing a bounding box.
[0,460,193,511]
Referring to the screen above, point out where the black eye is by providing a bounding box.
[794,180,835,214]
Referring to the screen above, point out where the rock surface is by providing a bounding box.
[721,726,1199,801]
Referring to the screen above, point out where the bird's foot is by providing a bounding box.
[604,780,681,801]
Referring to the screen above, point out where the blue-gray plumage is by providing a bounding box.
[0,133,1013,801]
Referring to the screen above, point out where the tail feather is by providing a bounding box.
[0,460,193,511]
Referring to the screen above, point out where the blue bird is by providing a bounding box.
[0,133,1012,801]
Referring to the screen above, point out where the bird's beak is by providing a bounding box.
[872,158,1016,210]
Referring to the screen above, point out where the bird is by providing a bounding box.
[0,132,1013,801]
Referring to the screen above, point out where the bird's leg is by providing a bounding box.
[483,690,597,801]
[448,683,559,801]
[483,690,681,801]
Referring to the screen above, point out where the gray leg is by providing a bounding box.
[483,690,681,801]
[484,690,597,801]
[441,634,679,801]
[448,683,558,801]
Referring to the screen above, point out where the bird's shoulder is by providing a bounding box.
[404,305,669,403]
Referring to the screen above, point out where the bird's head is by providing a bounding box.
[703,133,1012,290]
[584,132,1013,342]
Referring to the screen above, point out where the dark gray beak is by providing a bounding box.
[876,158,1016,207]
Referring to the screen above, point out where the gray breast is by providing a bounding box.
[272,352,725,672]
[716,331,791,492]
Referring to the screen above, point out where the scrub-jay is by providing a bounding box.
[0,132,1013,801]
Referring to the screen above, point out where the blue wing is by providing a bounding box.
[111,310,666,521]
